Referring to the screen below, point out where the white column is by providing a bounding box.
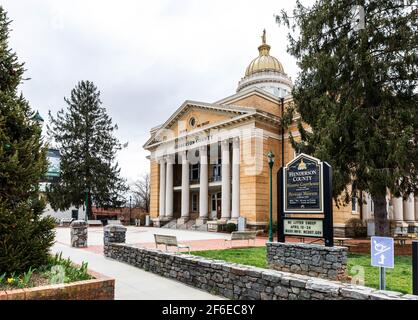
[199,146,208,220]
[165,155,174,219]
[181,151,190,218]
[231,137,240,220]
[159,158,166,218]
[415,196,418,221]
[392,196,404,222]
[221,139,231,220]
[403,193,415,223]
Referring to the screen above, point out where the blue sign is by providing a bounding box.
[371,236,394,268]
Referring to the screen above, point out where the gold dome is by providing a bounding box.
[245,30,284,77]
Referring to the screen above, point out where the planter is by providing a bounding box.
[0,269,114,300]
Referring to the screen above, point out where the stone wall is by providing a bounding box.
[104,243,417,300]
[104,224,126,249]
[266,242,347,280]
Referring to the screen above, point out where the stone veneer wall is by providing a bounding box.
[266,242,347,280]
[70,220,88,248]
[104,243,417,300]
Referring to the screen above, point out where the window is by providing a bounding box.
[211,194,216,212]
[370,200,374,212]
[189,117,196,128]
[352,196,358,213]
[190,164,199,182]
[192,194,198,212]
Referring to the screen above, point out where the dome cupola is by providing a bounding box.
[237,30,292,98]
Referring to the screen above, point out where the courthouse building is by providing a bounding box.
[143,31,418,235]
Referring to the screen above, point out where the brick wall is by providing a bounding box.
[0,269,114,300]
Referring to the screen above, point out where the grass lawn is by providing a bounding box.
[191,247,412,294]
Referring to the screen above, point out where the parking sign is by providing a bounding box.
[371,236,394,268]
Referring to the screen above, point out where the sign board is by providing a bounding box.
[284,219,323,237]
[371,236,394,268]
[46,149,60,178]
[278,153,334,246]
[283,154,323,213]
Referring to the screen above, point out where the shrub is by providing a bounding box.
[346,218,367,238]
[225,223,237,233]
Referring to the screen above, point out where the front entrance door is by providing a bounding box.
[211,192,222,219]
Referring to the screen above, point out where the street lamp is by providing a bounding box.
[129,195,132,225]
[84,187,89,221]
[267,151,275,242]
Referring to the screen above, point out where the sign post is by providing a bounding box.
[277,154,333,246]
[371,236,394,290]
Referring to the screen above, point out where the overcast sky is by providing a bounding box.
[3,0,313,186]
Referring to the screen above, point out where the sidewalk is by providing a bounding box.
[51,242,224,300]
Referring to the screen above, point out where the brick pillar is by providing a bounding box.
[70,220,88,248]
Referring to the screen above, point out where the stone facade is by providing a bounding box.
[266,242,348,281]
[70,220,88,248]
[103,243,416,300]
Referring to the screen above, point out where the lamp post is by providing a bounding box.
[84,187,89,221]
[267,151,275,242]
[129,195,132,225]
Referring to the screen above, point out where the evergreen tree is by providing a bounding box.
[277,0,417,235]
[47,81,128,218]
[0,6,55,274]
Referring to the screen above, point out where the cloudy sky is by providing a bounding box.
[3,0,313,186]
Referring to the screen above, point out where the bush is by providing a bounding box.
[225,223,237,233]
[265,221,277,235]
[346,218,367,238]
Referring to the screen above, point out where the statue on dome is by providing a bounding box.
[261,29,266,44]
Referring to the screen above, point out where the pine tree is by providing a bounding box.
[47,81,128,218]
[0,6,55,274]
[277,0,418,236]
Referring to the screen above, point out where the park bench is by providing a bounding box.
[107,220,122,225]
[87,220,103,227]
[153,234,191,253]
[224,231,257,248]
[60,218,74,226]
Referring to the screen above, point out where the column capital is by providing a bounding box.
[199,145,207,153]
[221,138,230,148]
[165,154,175,163]
[158,157,166,164]
[232,137,240,149]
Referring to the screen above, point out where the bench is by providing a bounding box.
[224,231,257,248]
[107,220,122,225]
[60,218,74,226]
[154,234,191,253]
[87,220,103,227]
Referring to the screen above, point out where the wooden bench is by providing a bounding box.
[87,220,103,227]
[60,218,74,226]
[224,231,257,248]
[154,234,191,253]
[107,220,122,225]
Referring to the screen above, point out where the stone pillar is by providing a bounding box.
[197,146,208,225]
[70,220,88,248]
[159,158,166,218]
[221,139,231,220]
[230,137,240,222]
[180,151,190,221]
[165,155,174,219]
[103,225,127,257]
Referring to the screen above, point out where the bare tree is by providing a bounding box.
[131,173,150,213]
